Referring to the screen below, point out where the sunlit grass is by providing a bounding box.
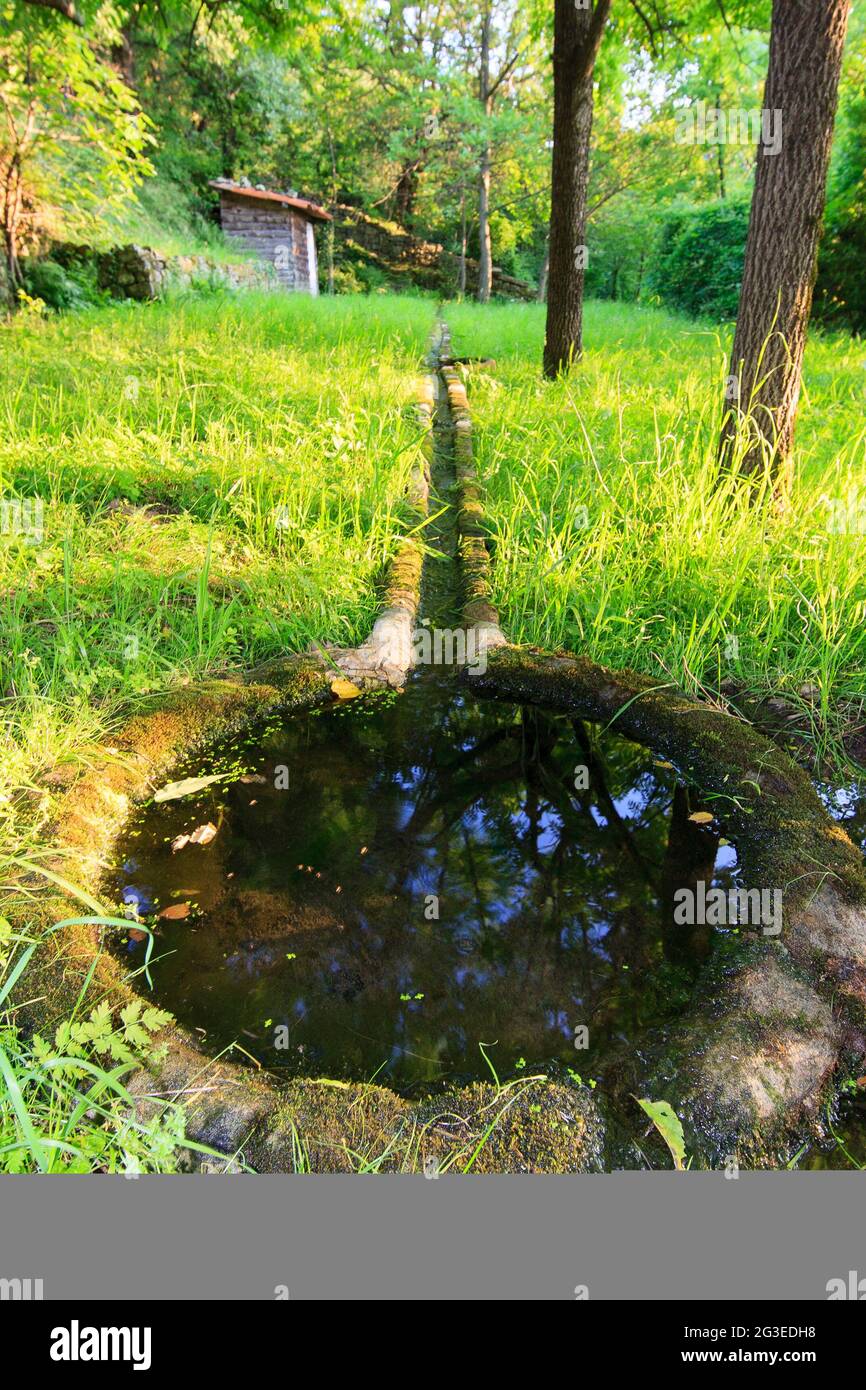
[446,298,866,768]
[0,291,435,850]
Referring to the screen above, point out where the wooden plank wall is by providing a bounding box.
[218,192,313,292]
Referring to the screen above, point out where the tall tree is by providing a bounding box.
[720,0,851,483]
[477,4,494,300]
[1,6,152,289]
[542,0,770,377]
[471,2,527,302]
[542,0,611,377]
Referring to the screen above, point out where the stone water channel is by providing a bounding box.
[109,366,741,1095]
[37,326,866,1171]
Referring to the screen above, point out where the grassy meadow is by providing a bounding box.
[2,286,865,1172]
[447,299,866,768]
[0,292,434,852]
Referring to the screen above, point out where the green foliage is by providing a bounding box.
[0,6,154,276]
[2,0,860,320]
[21,257,99,311]
[585,202,657,304]
[50,998,174,1069]
[647,200,749,320]
[815,8,866,333]
[0,912,184,1173]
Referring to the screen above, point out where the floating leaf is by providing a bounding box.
[189,822,218,846]
[154,775,223,803]
[634,1097,687,1170]
[169,822,217,851]
[158,902,191,921]
[688,811,714,825]
[330,678,362,700]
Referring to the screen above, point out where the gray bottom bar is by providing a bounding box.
[0,1174,863,1301]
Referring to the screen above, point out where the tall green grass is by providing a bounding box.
[0,292,435,837]
[446,299,866,767]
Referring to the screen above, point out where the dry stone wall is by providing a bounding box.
[96,244,279,300]
[51,241,279,302]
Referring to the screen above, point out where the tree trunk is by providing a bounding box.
[660,786,716,968]
[2,225,21,294]
[477,146,492,301]
[537,234,549,302]
[327,129,337,295]
[2,155,24,292]
[543,0,611,379]
[459,185,467,297]
[111,23,136,85]
[476,7,493,303]
[635,247,645,301]
[392,160,418,226]
[720,0,851,484]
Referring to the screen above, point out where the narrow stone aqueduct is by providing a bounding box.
[22,324,866,1173]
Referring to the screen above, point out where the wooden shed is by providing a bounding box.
[210,180,331,295]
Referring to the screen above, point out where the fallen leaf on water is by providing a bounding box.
[158,902,191,920]
[190,822,218,845]
[171,822,218,851]
[330,677,362,699]
[128,928,148,942]
[688,811,714,825]
[154,775,223,803]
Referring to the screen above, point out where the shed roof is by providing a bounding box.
[210,180,332,222]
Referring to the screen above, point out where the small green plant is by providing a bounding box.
[634,1097,688,1171]
[22,259,96,313]
[0,981,180,1175]
[0,909,227,1174]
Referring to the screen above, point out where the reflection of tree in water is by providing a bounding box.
[114,682,727,1087]
[815,780,866,856]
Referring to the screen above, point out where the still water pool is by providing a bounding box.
[110,674,744,1092]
